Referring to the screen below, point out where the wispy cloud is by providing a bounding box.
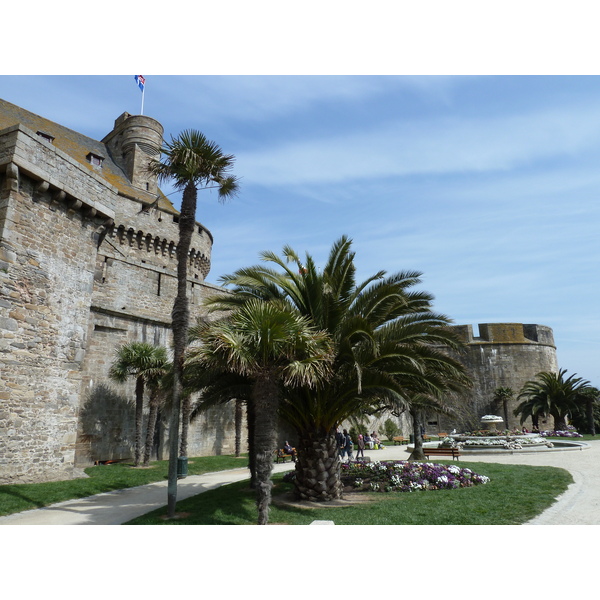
[236,103,600,185]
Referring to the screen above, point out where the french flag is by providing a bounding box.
[134,75,146,92]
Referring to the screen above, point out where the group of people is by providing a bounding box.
[363,432,382,449]
[336,429,383,462]
[336,429,354,461]
[283,429,386,465]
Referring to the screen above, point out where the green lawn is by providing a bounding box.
[0,453,576,524]
[0,454,248,517]
[126,460,572,525]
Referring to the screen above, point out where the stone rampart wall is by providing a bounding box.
[442,323,559,431]
[0,170,105,482]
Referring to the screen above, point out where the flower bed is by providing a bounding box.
[450,437,552,449]
[540,429,583,438]
[459,429,524,437]
[339,460,490,493]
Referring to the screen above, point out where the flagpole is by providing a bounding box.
[141,86,145,115]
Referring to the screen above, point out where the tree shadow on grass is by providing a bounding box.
[125,479,318,525]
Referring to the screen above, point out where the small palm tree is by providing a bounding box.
[109,343,169,466]
[148,129,239,517]
[515,369,593,431]
[206,236,470,500]
[183,355,256,483]
[142,359,171,466]
[186,298,333,525]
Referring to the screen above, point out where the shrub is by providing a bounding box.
[383,418,399,441]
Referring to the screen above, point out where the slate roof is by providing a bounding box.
[0,97,177,214]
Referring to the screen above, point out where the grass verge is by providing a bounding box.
[126,460,572,525]
[0,454,248,517]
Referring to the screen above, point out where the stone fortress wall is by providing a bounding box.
[0,100,242,484]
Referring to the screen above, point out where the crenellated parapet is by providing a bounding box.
[452,323,556,348]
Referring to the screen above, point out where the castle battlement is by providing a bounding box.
[452,323,556,347]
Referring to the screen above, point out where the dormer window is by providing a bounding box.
[87,152,104,167]
[37,131,54,143]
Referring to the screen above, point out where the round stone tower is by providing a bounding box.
[445,323,559,431]
[102,113,164,195]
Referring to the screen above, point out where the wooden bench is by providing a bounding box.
[275,448,296,463]
[422,433,448,441]
[393,436,408,445]
[422,447,461,461]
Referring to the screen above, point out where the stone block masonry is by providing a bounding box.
[0,165,111,482]
[0,99,245,483]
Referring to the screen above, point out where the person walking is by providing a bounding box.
[343,429,354,462]
[356,434,365,460]
[337,429,346,460]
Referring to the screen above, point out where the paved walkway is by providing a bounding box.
[1,441,599,525]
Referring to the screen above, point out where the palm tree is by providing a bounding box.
[148,129,239,517]
[186,298,333,524]
[512,393,544,430]
[580,386,599,436]
[493,387,514,429]
[184,323,256,481]
[109,342,170,467]
[515,369,593,432]
[205,236,469,500]
[142,359,171,466]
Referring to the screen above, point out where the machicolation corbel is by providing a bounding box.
[4,162,19,191]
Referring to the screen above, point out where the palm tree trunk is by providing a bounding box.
[167,181,197,517]
[143,389,160,466]
[134,376,145,466]
[179,392,191,457]
[252,372,280,525]
[408,408,426,461]
[587,399,596,436]
[294,428,343,501]
[552,412,568,432]
[235,399,243,457]
[246,398,256,488]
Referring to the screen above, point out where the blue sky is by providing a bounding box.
[1,74,598,386]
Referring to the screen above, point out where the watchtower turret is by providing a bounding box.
[102,113,163,195]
